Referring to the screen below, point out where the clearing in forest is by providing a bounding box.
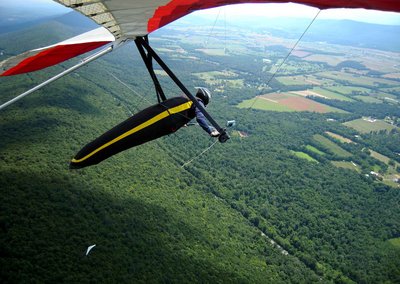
[325,132,355,143]
[343,118,398,134]
[313,134,352,158]
[290,151,318,163]
[331,161,360,172]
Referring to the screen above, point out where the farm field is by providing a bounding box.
[275,75,329,86]
[292,87,354,102]
[305,145,325,155]
[193,70,244,88]
[154,69,168,76]
[332,161,360,172]
[369,149,392,164]
[369,150,400,173]
[324,86,371,95]
[354,95,383,103]
[343,118,398,134]
[291,151,318,162]
[303,54,346,66]
[325,131,355,143]
[313,134,352,158]
[238,93,345,113]
[317,71,399,88]
[309,87,354,101]
[195,48,227,56]
[237,97,294,112]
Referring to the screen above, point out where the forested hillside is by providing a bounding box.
[1,12,399,284]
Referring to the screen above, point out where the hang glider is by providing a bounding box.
[1,0,399,167]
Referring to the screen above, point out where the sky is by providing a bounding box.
[197,3,400,25]
[1,0,400,25]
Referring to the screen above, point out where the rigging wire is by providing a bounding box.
[204,8,222,47]
[107,70,151,109]
[246,9,321,111]
[181,139,219,168]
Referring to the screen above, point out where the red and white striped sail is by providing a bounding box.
[1,0,399,77]
[0,27,114,76]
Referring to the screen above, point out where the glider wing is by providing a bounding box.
[53,0,400,40]
[0,27,114,76]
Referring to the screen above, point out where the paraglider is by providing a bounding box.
[1,0,399,168]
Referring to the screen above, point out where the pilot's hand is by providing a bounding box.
[210,130,220,137]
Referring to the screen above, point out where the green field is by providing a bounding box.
[354,96,383,103]
[196,48,227,56]
[306,145,325,156]
[275,76,305,85]
[343,118,398,134]
[317,71,399,88]
[388,238,400,248]
[154,69,168,76]
[193,70,244,88]
[325,86,371,95]
[325,131,355,143]
[370,150,400,167]
[237,97,294,112]
[332,161,360,172]
[369,150,400,176]
[275,75,331,86]
[291,151,319,162]
[313,134,352,158]
[370,150,391,164]
[312,87,354,101]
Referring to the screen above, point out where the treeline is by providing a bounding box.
[362,129,400,163]
[310,96,400,118]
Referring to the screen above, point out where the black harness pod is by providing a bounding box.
[70,96,195,169]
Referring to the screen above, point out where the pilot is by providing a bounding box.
[193,87,220,137]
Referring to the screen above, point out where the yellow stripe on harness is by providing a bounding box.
[71,101,193,164]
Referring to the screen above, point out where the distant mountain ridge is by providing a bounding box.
[177,14,400,52]
[304,19,400,52]
[0,12,99,56]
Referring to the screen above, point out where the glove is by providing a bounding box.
[210,130,220,137]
